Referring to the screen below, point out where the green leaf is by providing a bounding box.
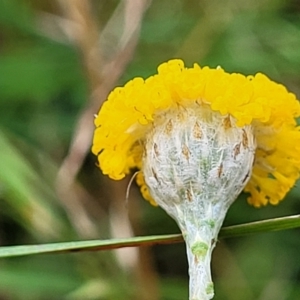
[0,214,299,258]
[220,214,300,238]
[0,130,67,239]
[0,234,183,258]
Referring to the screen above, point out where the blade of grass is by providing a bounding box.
[0,131,67,238]
[220,214,300,238]
[0,214,299,258]
[0,234,184,258]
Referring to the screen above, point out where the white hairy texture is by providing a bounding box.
[142,104,256,300]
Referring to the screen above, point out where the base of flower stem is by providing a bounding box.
[184,233,216,300]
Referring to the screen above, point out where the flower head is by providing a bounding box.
[92,59,300,207]
[93,59,300,300]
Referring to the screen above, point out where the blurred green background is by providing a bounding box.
[1,0,300,299]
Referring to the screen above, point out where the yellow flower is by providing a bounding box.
[93,59,300,299]
[92,59,300,207]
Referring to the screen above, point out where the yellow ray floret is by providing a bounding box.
[92,59,300,207]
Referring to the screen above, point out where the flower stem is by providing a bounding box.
[176,201,229,300]
[184,231,215,300]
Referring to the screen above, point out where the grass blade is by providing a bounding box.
[0,214,299,258]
